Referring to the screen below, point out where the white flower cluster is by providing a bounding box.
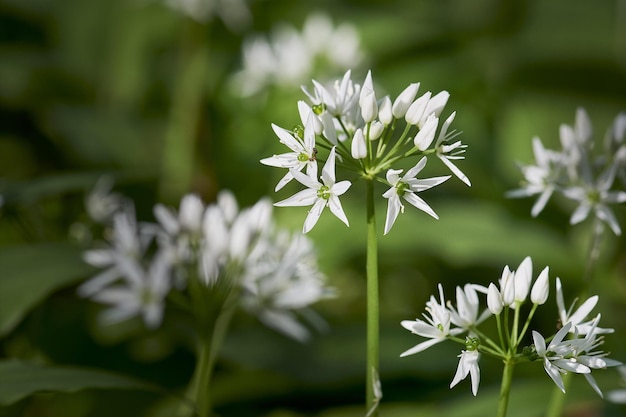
[261,69,470,234]
[232,13,363,97]
[79,185,333,342]
[509,108,626,235]
[400,256,620,397]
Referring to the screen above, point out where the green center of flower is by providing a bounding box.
[395,181,409,197]
[312,103,325,115]
[465,336,480,351]
[293,125,304,139]
[317,185,331,200]
[297,153,309,162]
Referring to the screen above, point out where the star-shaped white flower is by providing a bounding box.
[261,115,318,191]
[274,146,351,233]
[433,112,472,187]
[555,277,613,335]
[450,349,481,396]
[382,157,450,235]
[400,284,464,357]
[533,323,590,394]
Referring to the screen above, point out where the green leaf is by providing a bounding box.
[0,242,94,337]
[0,360,157,405]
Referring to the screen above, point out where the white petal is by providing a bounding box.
[383,193,402,235]
[438,155,471,186]
[403,193,439,219]
[303,199,326,233]
[274,189,318,207]
[328,195,350,227]
[399,338,444,357]
[392,82,420,119]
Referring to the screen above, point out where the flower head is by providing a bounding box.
[450,349,481,396]
[274,147,352,233]
[382,157,450,234]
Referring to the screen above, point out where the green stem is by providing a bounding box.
[496,359,516,417]
[365,179,380,416]
[189,286,239,417]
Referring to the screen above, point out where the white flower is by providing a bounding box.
[555,277,613,335]
[507,137,563,216]
[240,232,334,342]
[78,209,151,297]
[400,284,464,357]
[413,114,439,151]
[303,70,361,119]
[392,83,420,119]
[85,176,127,223]
[450,349,481,396]
[359,70,378,123]
[275,147,352,233]
[530,266,550,305]
[382,157,450,235]
[261,116,318,191]
[434,112,471,187]
[447,284,491,330]
[486,283,503,315]
[92,254,171,329]
[562,161,626,235]
[533,323,590,393]
[351,128,367,159]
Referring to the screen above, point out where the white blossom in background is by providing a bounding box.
[79,189,333,341]
[607,366,626,404]
[162,0,251,30]
[85,176,128,224]
[262,69,470,234]
[400,256,620,397]
[509,108,626,235]
[231,13,364,97]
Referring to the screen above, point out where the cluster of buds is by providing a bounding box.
[78,182,333,342]
[509,108,626,235]
[261,69,471,234]
[400,256,620,397]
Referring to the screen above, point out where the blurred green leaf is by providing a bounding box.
[0,241,93,336]
[0,359,157,405]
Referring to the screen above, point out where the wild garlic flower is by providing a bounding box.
[509,108,626,235]
[400,256,619,397]
[607,366,626,403]
[162,0,251,30]
[231,13,363,97]
[79,189,332,341]
[262,70,470,234]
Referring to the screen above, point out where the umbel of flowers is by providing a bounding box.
[260,69,471,415]
[400,256,621,417]
[509,108,626,235]
[78,184,333,417]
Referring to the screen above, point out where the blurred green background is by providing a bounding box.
[1,0,626,416]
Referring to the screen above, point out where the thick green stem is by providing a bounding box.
[496,359,516,417]
[189,286,238,417]
[365,179,380,416]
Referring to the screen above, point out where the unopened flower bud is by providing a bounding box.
[405,92,431,126]
[414,114,439,150]
[378,96,393,125]
[500,266,515,306]
[487,282,503,315]
[531,266,550,305]
[514,256,532,303]
[351,128,367,159]
[392,82,420,119]
[369,121,385,140]
[419,90,449,127]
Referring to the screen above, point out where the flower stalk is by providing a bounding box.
[496,359,515,417]
[366,178,380,416]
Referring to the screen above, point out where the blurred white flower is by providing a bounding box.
[85,176,128,223]
[163,0,251,30]
[232,13,363,97]
[509,107,626,234]
[92,254,171,329]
